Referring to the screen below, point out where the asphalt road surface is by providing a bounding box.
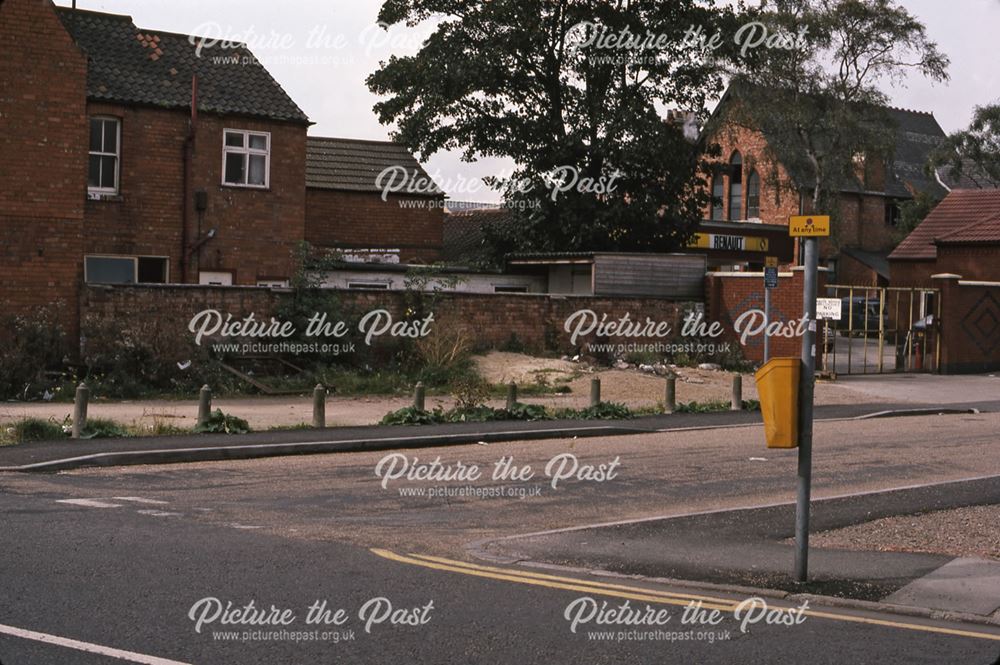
[2,413,1000,664]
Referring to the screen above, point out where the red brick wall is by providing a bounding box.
[0,0,87,336]
[305,189,444,263]
[83,102,308,285]
[701,121,802,227]
[836,251,883,287]
[80,285,693,355]
[705,270,824,363]
[890,246,1000,289]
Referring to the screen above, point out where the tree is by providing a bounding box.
[367,0,744,263]
[929,103,1000,189]
[723,0,949,220]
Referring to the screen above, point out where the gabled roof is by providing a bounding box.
[306,137,442,195]
[56,8,309,123]
[890,189,1000,260]
[705,86,948,200]
[841,247,890,280]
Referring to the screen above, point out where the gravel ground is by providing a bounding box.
[810,504,1000,561]
[0,352,892,430]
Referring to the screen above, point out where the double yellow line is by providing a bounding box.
[371,549,1000,642]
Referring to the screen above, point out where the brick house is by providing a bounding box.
[889,189,1000,288]
[699,87,949,281]
[305,137,444,264]
[0,0,443,340]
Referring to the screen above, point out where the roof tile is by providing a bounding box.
[890,189,1000,260]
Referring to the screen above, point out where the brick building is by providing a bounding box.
[889,189,1000,288]
[306,137,444,264]
[699,87,949,281]
[0,0,443,334]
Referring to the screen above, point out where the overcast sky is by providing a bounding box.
[55,0,999,202]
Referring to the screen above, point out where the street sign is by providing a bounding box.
[789,215,830,237]
[816,297,842,321]
[764,266,779,289]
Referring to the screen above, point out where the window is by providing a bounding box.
[85,256,134,284]
[711,173,724,221]
[88,117,120,193]
[348,281,390,290]
[494,285,528,293]
[199,271,234,286]
[728,152,743,221]
[222,129,270,187]
[137,257,168,283]
[256,279,289,288]
[85,255,168,284]
[746,169,760,219]
[885,200,901,227]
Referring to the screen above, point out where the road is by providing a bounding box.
[2,413,1000,664]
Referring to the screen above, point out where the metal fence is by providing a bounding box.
[820,285,940,375]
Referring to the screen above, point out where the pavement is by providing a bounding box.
[476,476,1000,620]
[0,397,991,472]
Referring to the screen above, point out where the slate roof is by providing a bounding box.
[56,8,309,123]
[707,86,948,199]
[890,189,1000,260]
[442,207,515,263]
[306,137,442,195]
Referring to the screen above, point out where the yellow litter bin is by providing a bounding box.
[754,358,800,448]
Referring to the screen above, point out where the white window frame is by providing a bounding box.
[222,129,270,189]
[347,281,390,290]
[88,117,121,194]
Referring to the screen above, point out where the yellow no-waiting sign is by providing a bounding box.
[789,215,830,237]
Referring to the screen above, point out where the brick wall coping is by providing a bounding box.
[930,273,962,280]
[708,271,796,278]
[958,280,1000,287]
[83,284,692,302]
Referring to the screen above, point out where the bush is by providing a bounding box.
[0,306,68,400]
[81,418,132,439]
[380,407,447,426]
[6,418,66,444]
[572,402,634,420]
[194,409,252,435]
[674,399,760,413]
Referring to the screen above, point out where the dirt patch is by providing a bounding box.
[810,504,1000,561]
[473,352,582,387]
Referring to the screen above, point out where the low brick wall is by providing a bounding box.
[80,284,696,357]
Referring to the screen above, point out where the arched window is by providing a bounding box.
[711,173,724,220]
[728,152,743,220]
[746,169,760,219]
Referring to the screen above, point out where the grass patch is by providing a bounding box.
[80,417,132,439]
[674,399,761,413]
[380,401,632,426]
[2,417,66,444]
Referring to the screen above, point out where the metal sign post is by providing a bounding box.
[764,257,779,363]
[795,237,818,582]
[788,216,828,583]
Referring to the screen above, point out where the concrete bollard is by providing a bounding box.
[731,374,743,411]
[312,384,326,428]
[506,381,517,410]
[664,376,676,414]
[198,384,212,428]
[71,382,89,439]
[414,382,426,411]
[590,378,601,407]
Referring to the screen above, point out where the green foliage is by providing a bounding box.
[380,407,447,426]
[0,305,68,400]
[571,402,634,420]
[194,409,252,435]
[928,103,1000,188]
[6,418,66,444]
[451,374,492,410]
[367,0,745,263]
[502,402,549,421]
[728,0,949,213]
[674,399,760,413]
[80,418,132,440]
[893,190,939,245]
